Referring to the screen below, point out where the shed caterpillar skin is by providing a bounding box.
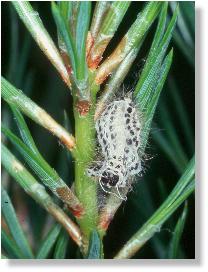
[88,97,142,200]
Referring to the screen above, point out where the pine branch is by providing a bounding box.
[1,144,82,247]
[1,77,76,154]
[2,124,83,218]
[94,2,162,85]
[114,156,195,259]
[12,1,71,88]
[88,1,130,69]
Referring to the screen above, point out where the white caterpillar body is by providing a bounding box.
[88,98,142,199]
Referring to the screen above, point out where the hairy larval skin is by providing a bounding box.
[88,98,142,199]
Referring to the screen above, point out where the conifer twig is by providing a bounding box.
[114,157,195,259]
[94,2,162,85]
[12,1,71,88]
[2,124,84,218]
[95,47,140,120]
[1,144,82,247]
[88,1,130,69]
[1,77,76,154]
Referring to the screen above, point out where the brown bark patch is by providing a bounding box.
[95,36,127,85]
[88,36,111,70]
[68,206,84,218]
[98,214,113,231]
[76,100,91,116]
[56,187,84,218]
[60,134,76,150]
[86,31,94,58]
[61,51,72,76]
[88,55,103,70]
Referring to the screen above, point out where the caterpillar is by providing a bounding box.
[88,97,142,200]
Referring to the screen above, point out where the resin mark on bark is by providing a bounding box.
[95,37,127,85]
[86,31,94,59]
[56,187,84,218]
[76,100,91,116]
[88,55,102,70]
[88,36,111,70]
[98,213,113,231]
[60,51,72,76]
[60,134,76,151]
[68,205,84,218]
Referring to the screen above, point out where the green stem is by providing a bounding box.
[73,81,100,254]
